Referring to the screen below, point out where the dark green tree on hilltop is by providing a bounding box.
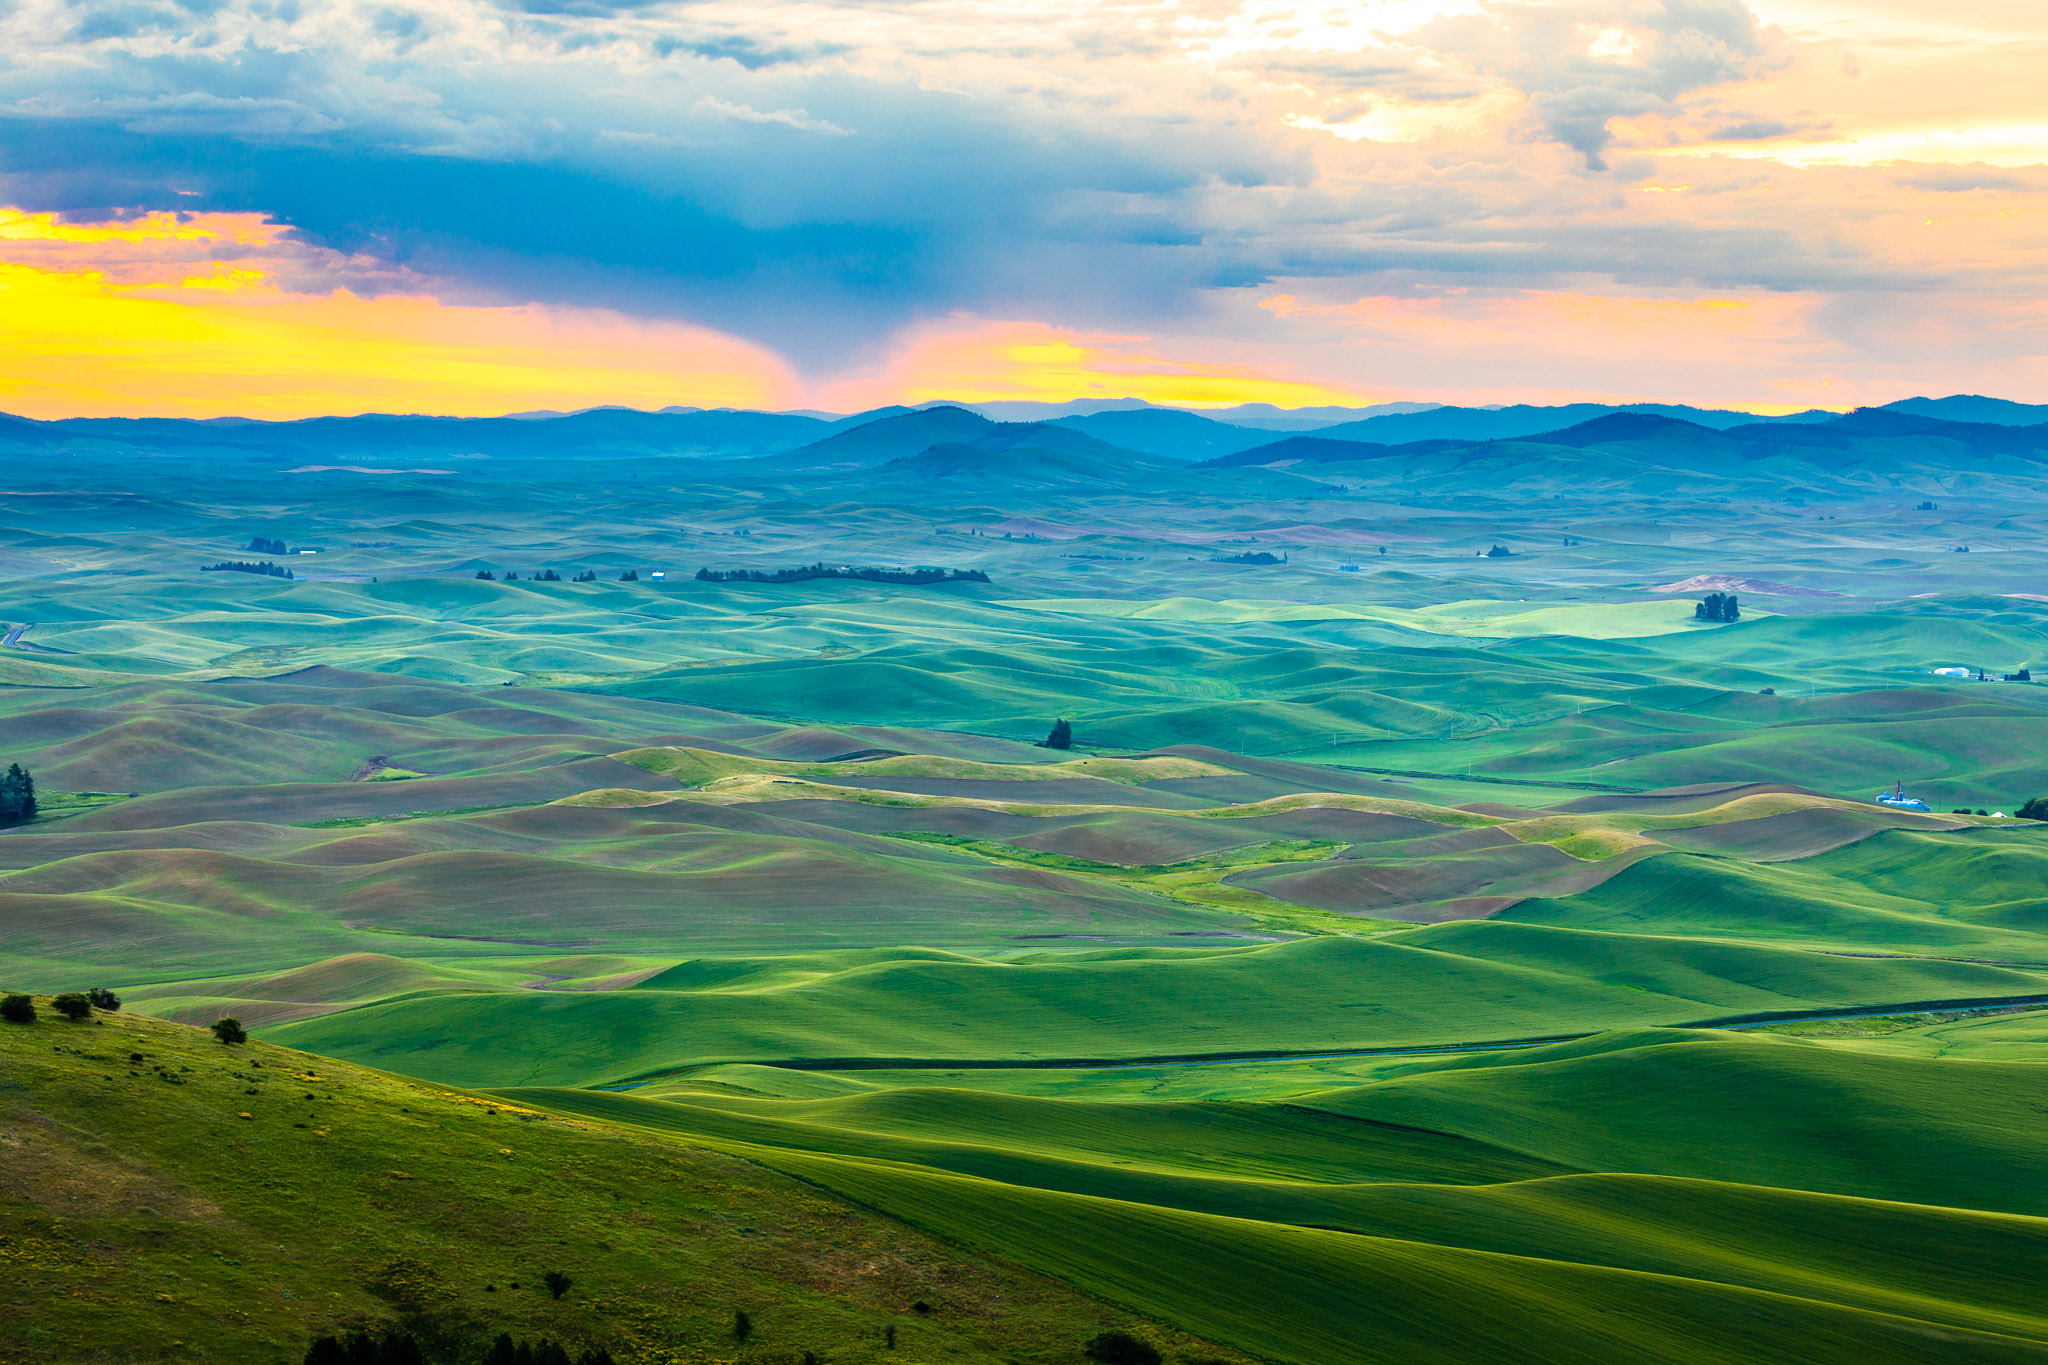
[2019,797,2048,822]
[1040,719,1073,750]
[0,764,36,827]
[1695,592,1741,623]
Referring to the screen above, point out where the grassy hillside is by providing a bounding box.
[260,931,2048,1087]
[0,1000,1238,1365]
[1308,1029,2048,1214]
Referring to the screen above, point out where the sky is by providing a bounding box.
[3,0,2047,418]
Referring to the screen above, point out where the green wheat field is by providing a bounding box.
[6,406,2048,1364]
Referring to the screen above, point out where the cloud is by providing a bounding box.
[692,95,851,136]
[1,0,2046,412]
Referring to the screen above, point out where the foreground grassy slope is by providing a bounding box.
[263,931,2048,1087]
[0,1001,1234,1365]
[543,1132,2048,1365]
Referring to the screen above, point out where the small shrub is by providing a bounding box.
[88,986,121,1011]
[911,1301,931,1316]
[885,1325,898,1350]
[1,994,35,1024]
[544,1269,573,1299]
[212,1016,248,1045]
[304,1331,423,1365]
[1084,1332,1161,1365]
[733,1310,753,1343]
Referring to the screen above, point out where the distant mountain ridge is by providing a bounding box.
[1,394,2040,466]
[1206,406,2048,469]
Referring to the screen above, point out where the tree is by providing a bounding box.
[0,763,37,827]
[88,986,120,1011]
[1039,719,1073,750]
[1695,592,1741,624]
[1084,1333,1161,1365]
[51,992,91,1022]
[733,1310,753,1343]
[303,1336,348,1365]
[544,1269,573,1299]
[1,994,34,1024]
[212,1016,248,1045]
[2018,797,2048,821]
[620,569,639,581]
[577,1351,616,1365]
[476,570,496,580]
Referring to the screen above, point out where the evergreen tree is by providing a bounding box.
[1039,719,1073,750]
[477,570,496,580]
[0,763,37,827]
[1695,592,1742,623]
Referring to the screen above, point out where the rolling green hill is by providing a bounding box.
[0,1001,1226,1365]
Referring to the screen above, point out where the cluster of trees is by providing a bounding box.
[1039,719,1073,750]
[202,561,294,578]
[695,564,991,585]
[1485,544,1514,558]
[244,536,291,555]
[1695,592,1741,622]
[0,763,35,827]
[1084,1333,1161,1365]
[619,570,640,581]
[0,986,117,1025]
[473,569,595,582]
[2019,797,2048,821]
[1211,551,1285,565]
[304,1331,613,1365]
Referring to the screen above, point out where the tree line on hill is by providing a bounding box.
[303,1329,614,1365]
[1695,592,1741,622]
[695,564,991,585]
[1210,550,1285,565]
[203,560,294,578]
[245,536,291,555]
[0,763,35,827]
